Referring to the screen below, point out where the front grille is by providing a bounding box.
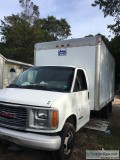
[0,103,27,129]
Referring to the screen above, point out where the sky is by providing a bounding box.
[0,0,115,39]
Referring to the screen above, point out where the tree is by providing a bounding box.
[92,0,120,35]
[0,15,39,63]
[39,16,71,40]
[1,15,32,47]
[19,0,40,24]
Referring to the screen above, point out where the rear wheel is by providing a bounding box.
[101,105,109,119]
[108,101,112,113]
[53,122,75,160]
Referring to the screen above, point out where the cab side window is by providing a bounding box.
[73,70,87,92]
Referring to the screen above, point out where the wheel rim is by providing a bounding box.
[64,131,74,155]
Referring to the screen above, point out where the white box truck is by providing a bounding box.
[0,36,115,160]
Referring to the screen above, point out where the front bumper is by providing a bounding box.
[0,127,61,151]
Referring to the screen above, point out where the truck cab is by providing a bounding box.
[0,65,90,160]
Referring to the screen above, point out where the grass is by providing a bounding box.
[97,126,120,150]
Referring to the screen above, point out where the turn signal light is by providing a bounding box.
[52,111,58,128]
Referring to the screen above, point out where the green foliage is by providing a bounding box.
[1,15,33,47]
[0,14,39,63]
[40,16,71,40]
[0,47,33,63]
[92,0,120,35]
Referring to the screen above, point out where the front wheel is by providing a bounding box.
[53,122,75,160]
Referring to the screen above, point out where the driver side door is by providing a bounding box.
[73,69,90,130]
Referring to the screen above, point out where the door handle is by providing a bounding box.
[88,92,89,99]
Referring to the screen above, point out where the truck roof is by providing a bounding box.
[35,36,102,51]
[31,65,78,69]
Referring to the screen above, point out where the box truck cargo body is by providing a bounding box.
[0,36,115,160]
[35,36,115,111]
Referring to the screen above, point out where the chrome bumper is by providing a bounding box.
[0,127,61,151]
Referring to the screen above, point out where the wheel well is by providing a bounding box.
[65,115,77,130]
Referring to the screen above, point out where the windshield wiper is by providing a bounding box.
[20,85,56,91]
[19,84,65,92]
[7,84,22,88]
[7,84,69,92]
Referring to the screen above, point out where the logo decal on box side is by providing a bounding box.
[58,49,67,56]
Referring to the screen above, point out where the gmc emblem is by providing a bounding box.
[0,111,16,119]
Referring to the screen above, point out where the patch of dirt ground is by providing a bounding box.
[0,98,120,160]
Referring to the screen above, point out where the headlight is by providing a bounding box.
[29,108,58,130]
[36,110,48,119]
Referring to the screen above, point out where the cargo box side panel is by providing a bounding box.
[35,46,96,110]
[99,43,115,108]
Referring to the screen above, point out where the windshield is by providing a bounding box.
[8,66,75,92]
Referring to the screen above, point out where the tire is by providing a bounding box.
[101,105,109,119]
[0,141,10,151]
[53,122,75,160]
[108,101,112,113]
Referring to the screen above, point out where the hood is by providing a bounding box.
[0,88,66,107]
